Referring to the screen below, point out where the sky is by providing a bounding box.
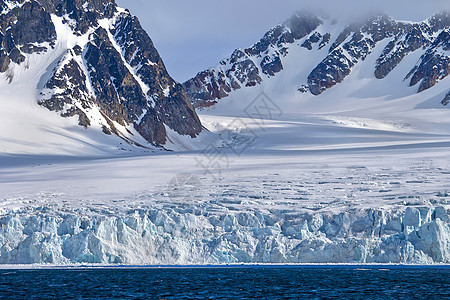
[117,0,450,83]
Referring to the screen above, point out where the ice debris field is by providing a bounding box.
[1,111,450,265]
[1,8,450,264]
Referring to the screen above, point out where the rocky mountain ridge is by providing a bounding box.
[0,0,202,148]
[184,11,450,108]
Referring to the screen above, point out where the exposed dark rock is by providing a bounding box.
[183,12,323,107]
[0,0,119,74]
[308,48,352,95]
[134,112,166,145]
[319,33,331,49]
[0,0,56,73]
[112,11,201,139]
[72,45,83,56]
[102,125,112,135]
[85,27,146,126]
[0,0,202,147]
[408,30,450,92]
[261,54,283,76]
[308,14,400,95]
[315,11,450,94]
[427,11,450,34]
[52,0,117,35]
[442,91,450,106]
[183,9,450,106]
[404,66,418,81]
[0,48,8,72]
[301,40,313,51]
[301,32,331,51]
[39,55,93,127]
[298,85,309,93]
[375,23,430,79]
[246,13,322,56]
[156,83,201,138]
[1,0,56,46]
[183,69,235,106]
[62,107,91,128]
[301,32,322,50]
[8,48,24,64]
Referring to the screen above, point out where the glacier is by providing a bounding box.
[0,205,448,265]
[1,113,450,265]
[2,2,450,266]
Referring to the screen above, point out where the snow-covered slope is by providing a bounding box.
[184,11,450,113]
[1,5,450,265]
[0,147,449,264]
[183,11,450,156]
[0,0,204,155]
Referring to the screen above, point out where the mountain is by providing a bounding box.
[0,0,202,153]
[0,4,449,266]
[183,11,450,109]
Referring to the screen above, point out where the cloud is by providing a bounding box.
[117,0,450,82]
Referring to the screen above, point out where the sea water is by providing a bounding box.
[0,265,449,299]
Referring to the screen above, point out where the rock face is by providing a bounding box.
[0,0,56,71]
[185,11,450,106]
[308,14,399,95]
[182,12,323,108]
[407,30,450,93]
[0,206,448,264]
[374,23,430,80]
[1,0,201,147]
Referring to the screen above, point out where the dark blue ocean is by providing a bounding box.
[0,265,449,299]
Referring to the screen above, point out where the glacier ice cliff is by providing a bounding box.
[0,206,448,265]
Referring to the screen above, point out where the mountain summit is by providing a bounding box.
[0,0,202,152]
[183,11,450,109]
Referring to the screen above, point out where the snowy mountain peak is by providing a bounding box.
[182,11,324,108]
[184,10,450,108]
[0,0,202,153]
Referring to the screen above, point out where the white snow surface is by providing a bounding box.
[0,11,208,156]
[1,13,450,265]
[1,113,450,264]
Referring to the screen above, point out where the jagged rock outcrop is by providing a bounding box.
[40,53,93,128]
[182,12,323,108]
[185,10,450,107]
[406,30,450,92]
[0,0,56,71]
[308,14,400,95]
[112,12,201,142]
[301,32,331,51]
[1,0,202,147]
[442,91,450,105]
[375,23,430,79]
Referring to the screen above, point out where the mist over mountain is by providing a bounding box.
[121,0,450,82]
[183,11,450,109]
[0,1,449,266]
